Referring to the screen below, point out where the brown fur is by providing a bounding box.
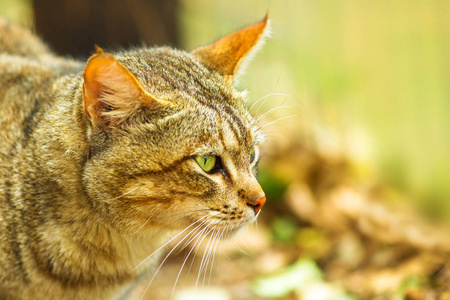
[0,17,268,299]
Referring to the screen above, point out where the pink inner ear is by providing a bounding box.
[82,51,158,127]
[83,54,118,121]
[191,16,269,77]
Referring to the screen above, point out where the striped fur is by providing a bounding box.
[0,18,267,300]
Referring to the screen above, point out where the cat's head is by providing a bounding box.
[81,17,269,237]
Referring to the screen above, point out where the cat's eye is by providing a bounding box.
[195,155,217,172]
[250,147,256,163]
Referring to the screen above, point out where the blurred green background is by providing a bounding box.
[1,0,449,217]
[179,0,450,219]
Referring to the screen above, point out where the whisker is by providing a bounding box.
[179,213,219,248]
[203,219,228,281]
[132,215,208,272]
[186,220,224,285]
[220,243,232,260]
[121,211,156,237]
[223,222,235,243]
[239,233,250,252]
[217,223,233,262]
[261,115,297,130]
[201,230,215,286]
[256,105,293,124]
[263,131,293,145]
[208,227,224,286]
[121,208,215,238]
[194,220,226,288]
[249,92,294,114]
[203,227,220,286]
[195,226,218,287]
[170,223,214,300]
[178,218,213,253]
[230,239,249,256]
[104,186,139,202]
[178,218,212,253]
[157,208,217,220]
[139,219,212,300]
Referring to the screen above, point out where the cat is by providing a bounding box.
[0,16,268,300]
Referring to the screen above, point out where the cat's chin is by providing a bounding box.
[202,217,258,240]
[199,226,243,240]
[222,226,246,239]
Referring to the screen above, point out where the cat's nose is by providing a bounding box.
[248,195,266,214]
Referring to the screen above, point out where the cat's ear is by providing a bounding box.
[83,47,161,129]
[191,15,270,83]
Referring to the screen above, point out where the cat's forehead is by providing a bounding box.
[118,48,262,153]
[164,104,257,152]
[118,47,233,103]
[195,106,253,151]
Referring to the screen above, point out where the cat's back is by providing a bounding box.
[0,18,52,58]
[0,20,83,175]
[0,19,54,92]
[0,19,82,91]
[0,20,82,135]
[0,54,53,146]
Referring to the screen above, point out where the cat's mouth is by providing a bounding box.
[195,210,260,239]
[176,203,261,242]
[197,223,244,240]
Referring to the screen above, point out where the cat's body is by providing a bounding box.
[0,18,268,300]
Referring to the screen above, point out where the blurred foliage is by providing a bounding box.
[252,259,323,298]
[252,259,358,300]
[258,165,290,204]
[270,217,298,244]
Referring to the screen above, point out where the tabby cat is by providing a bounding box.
[0,16,268,300]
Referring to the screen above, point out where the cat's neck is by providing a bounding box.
[41,202,172,282]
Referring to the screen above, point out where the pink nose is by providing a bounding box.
[248,195,266,214]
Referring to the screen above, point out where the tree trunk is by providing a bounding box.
[33,0,179,58]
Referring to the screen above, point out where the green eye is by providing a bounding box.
[250,147,256,163]
[195,155,216,172]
